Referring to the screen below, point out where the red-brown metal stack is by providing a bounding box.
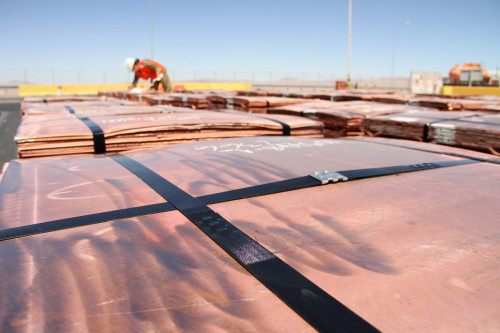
[268,101,437,137]
[1,136,499,331]
[14,106,323,158]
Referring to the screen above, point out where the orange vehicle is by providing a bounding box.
[448,62,490,85]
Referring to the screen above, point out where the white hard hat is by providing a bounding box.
[124,58,136,71]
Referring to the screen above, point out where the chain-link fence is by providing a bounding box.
[0,68,411,91]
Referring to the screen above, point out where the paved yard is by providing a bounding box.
[0,102,21,171]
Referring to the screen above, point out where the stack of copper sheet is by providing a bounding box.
[20,96,141,114]
[429,113,500,154]
[471,103,500,112]
[362,110,500,154]
[223,95,268,112]
[206,94,230,109]
[264,90,298,97]
[236,90,268,96]
[362,110,484,141]
[124,91,160,103]
[447,94,500,112]
[408,96,466,110]
[21,100,149,116]
[189,89,232,95]
[133,93,211,109]
[311,90,404,102]
[268,101,435,137]
[1,136,499,332]
[220,96,309,113]
[22,96,110,104]
[281,91,317,99]
[267,91,416,104]
[453,98,500,112]
[409,96,500,111]
[14,109,323,158]
[365,93,416,104]
[97,90,130,99]
[135,92,177,106]
[166,93,211,109]
[309,91,364,101]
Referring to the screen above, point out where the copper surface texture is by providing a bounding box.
[429,113,500,154]
[14,110,323,158]
[0,136,499,332]
[362,110,500,154]
[21,98,146,115]
[362,110,485,140]
[22,104,166,116]
[268,101,436,137]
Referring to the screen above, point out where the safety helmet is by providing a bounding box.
[124,58,137,71]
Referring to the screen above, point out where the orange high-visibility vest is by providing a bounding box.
[134,59,166,80]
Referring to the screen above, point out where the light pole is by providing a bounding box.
[150,0,154,59]
[391,21,410,86]
[347,0,352,89]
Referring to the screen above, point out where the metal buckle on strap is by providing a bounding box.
[309,171,348,184]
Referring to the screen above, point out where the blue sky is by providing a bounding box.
[1,0,499,83]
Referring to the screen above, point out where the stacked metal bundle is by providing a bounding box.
[472,104,500,112]
[206,94,230,109]
[429,113,500,154]
[14,107,323,158]
[362,110,500,154]
[1,136,499,332]
[134,92,177,106]
[308,91,364,102]
[236,90,268,96]
[124,91,161,103]
[97,90,130,99]
[268,101,434,137]
[219,96,309,113]
[20,96,142,114]
[365,93,416,104]
[136,93,211,109]
[407,96,468,110]
[311,93,500,111]
[22,95,110,104]
[362,110,484,141]
[453,98,500,112]
[21,100,150,116]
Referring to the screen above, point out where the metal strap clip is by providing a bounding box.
[309,170,348,184]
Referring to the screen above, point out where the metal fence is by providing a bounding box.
[0,68,411,91]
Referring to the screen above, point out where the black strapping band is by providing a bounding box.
[111,155,379,332]
[243,112,291,135]
[0,158,478,242]
[217,109,291,135]
[65,106,106,154]
[0,157,482,330]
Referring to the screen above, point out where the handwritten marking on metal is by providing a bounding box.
[97,114,202,124]
[194,140,337,154]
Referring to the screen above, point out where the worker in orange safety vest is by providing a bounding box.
[125,58,172,92]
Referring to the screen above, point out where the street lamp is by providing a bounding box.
[391,21,410,84]
[347,0,352,88]
[151,0,154,59]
